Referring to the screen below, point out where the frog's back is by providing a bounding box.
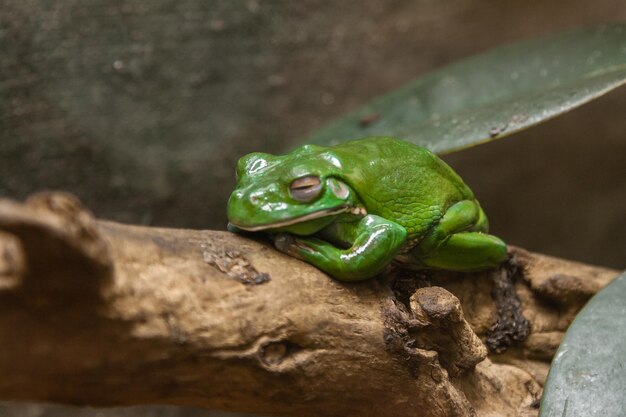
[331,137,474,239]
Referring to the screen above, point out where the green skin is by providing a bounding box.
[227,137,507,281]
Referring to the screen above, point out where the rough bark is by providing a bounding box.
[0,192,618,417]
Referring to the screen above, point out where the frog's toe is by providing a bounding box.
[272,233,313,259]
[273,233,295,252]
[226,223,241,233]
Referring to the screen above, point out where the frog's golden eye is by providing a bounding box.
[289,175,322,202]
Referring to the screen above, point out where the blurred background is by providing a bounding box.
[1,0,624,416]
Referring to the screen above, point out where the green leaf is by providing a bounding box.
[301,24,626,154]
[539,271,626,417]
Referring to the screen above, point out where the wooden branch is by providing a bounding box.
[0,192,618,417]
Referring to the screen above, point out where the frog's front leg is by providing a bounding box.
[273,215,407,282]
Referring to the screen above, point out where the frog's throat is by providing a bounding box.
[232,205,356,232]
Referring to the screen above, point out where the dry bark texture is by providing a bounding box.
[0,192,618,417]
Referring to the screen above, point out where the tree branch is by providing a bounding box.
[0,192,617,417]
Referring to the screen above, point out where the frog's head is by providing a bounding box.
[227,144,360,235]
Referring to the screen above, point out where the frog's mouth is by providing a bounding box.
[230,205,366,232]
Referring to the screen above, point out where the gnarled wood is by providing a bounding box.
[0,192,618,417]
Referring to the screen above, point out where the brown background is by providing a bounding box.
[0,0,625,416]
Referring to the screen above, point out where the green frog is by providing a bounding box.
[227,137,507,281]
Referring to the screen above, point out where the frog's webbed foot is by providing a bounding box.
[272,215,407,282]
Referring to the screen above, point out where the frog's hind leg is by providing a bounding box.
[418,232,507,271]
[413,200,506,271]
[472,204,489,233]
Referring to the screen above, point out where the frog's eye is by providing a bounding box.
[289,176,322,202]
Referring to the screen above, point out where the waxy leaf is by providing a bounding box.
[302,24,626,154]
[539,271,626,416]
